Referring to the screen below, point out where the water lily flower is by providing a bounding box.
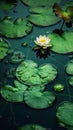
[34,35,52,49]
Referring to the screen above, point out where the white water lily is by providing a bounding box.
[34,35,52,49]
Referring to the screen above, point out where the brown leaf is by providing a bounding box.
[53,3,73,23]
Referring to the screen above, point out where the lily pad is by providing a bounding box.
[18,124,46,130]
[69,77,73,87]
[27,85,45,92]
[49,31,73,54]
[0,38,10,60]
[66,60,73,75]
[53,84,64,92]
[56,102,73,130]
[38,64,57,85]
[24,89,55,109]
[0,0,17,10]
[0,17,33,38]
[27,7,61,26]
[0,81,27,102]
[16,60,57,86]
[21,0,61,7]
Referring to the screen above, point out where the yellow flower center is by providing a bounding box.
[39,38,46,43]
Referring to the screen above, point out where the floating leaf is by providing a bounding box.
[69,77,73,87]
[49,31,73,54]
[21,0,61,7]
[27,7,61,26]
[18,124,46,130]
[0,0,17,10]
[16,60,57,86]
[1,81,27,102]
[53,84,64,92]
[66,60,73,75]
[56,102,73,130]
[0,38,10,60]
[24,89,55,109]
[0,17,33,38]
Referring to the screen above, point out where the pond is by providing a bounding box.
[0,0,73,130]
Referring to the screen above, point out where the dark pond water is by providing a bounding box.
[0,0,73,130]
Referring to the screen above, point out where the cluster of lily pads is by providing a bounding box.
[0,1,73,130]
[0,60,58,109]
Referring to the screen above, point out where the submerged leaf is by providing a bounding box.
[0,0,17,10]
[18,124,46,130]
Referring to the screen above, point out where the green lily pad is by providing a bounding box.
[0,17,33,38]
[0,38,10,60]
[21,0,61,7]
[56,102,73,130]
[27,85,45,92]
[18,124,46,130]
[0,0,17,10]
[38,64,57,85]
[53,84,64,92]
[49,31,73,54]
[24,89,55,109]
[16,60,57,86]
[1,81,27,102]
[66,60,73,75]
[69,77,73,87]
[27,7,61,26]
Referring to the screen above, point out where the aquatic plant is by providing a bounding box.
[17,124,46,130]
[21,0,61,7]
[49,31,73,54]
[16,60,57,86]
[66,60,73,75]
[27,7,61,26]
[0,17,33,38]
[0,38,10,60]
[0,80,27,102]
[53,84,64,92]
[69,77,73,87]
[34,35,52,49]
[24,89,55,109]
[33,35,52,55]
[0,0,17,10]
[53,2,73,28]
[66,60,73,87]
[56,102,73,130]
[9,51,25,64]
